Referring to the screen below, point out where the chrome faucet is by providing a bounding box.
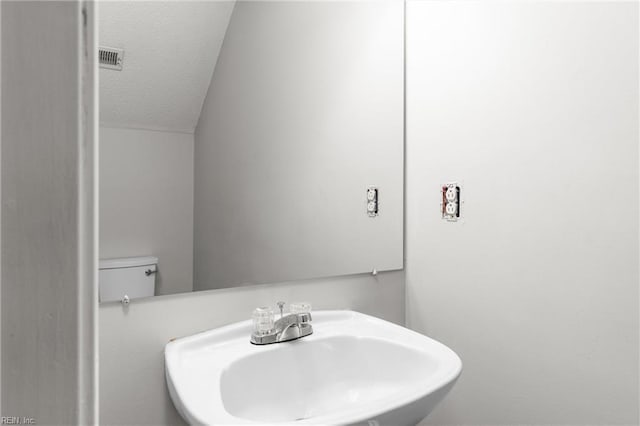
[250,301,313,345]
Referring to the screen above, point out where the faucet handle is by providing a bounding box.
[276,301,285,318]
[251,307,275,335]
[290,302,312,324]
[290,302,311,314]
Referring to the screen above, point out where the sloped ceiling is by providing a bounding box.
[99,1,235,133]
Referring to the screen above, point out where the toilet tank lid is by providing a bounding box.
[99,256,158,270]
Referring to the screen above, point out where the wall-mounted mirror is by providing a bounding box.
[99,0,404,302]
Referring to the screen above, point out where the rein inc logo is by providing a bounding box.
[1,417,35,425]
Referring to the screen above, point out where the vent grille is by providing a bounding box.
[99,46,124,71]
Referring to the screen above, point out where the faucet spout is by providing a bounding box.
[278,323,301,342]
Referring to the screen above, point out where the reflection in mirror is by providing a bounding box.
[99,0,404,303]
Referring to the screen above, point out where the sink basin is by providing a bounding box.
[165,310,462,425]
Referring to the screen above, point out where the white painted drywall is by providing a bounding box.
[100,126,194,297]
[193,0,404,290]
[1,1,98,423]
[99,1,235,133]
[406,1,639,424]
[99,270,405,425]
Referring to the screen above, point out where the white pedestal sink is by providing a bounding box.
[165,311,461,425]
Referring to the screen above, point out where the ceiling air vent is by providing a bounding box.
[99,46,124,71]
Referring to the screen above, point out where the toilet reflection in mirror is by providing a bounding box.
[98,257,157,303]
[99,0,404,302]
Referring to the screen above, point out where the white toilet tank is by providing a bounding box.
[99,256,158,303]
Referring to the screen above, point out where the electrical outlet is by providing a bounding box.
[445,187,457,202]
[367,187,378,217]
[445,202,457,216]
[442,183,461,221]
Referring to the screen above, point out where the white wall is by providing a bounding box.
[99,270,405,425]
[193,0,404,291]
[100,2,639,425]
[2,1,97,423]
[100,126,194,297]
[406,1,639,425]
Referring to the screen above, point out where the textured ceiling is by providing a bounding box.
[99,1,235,133]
